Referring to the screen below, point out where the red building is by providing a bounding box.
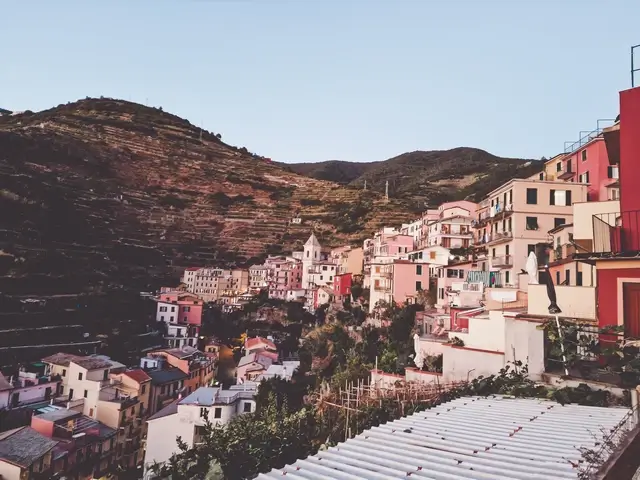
[333,273,352,301]
[557,136,618,202]
[578,84,640,336]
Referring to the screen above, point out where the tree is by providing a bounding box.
[154,394,320,479]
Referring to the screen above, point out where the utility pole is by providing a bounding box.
[363,180,367,191]
[385,180,389,202]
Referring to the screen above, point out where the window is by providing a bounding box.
[565,269,571,285]
[78,372,83,381]
[581,150,587,162]
[103,370,108,381]
[62,369,66,377]
[577,271,583,286]
[508,190,513,204]
[416,281,422,291]
[492,248,496,258]
[505,271,510,284]
[538,172,544,180]
[159,306,167,312]
[243,402,252,413]
[556,162,562,172]
[83,390,88,398]
[554,218,566,229]
[171,306,175,312]
[214,407,222,419]
[526,188,538,204]
[429,251,436,260]
[438,288,444,299]
[566,190,572,205]
[607,166,619,179]
[579,172,590,184]
[556,271,561,284]
[528,244,536,255]
[89,408,94,417]
[526,217,539,230]
[200,407,208,418]
[416,265,422,275]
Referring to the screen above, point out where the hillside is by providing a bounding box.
[0,97,414,298]
[286,148,541,207]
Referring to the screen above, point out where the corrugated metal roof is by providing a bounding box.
[256,396,634,480]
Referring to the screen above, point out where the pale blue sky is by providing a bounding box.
[2,0,639,163]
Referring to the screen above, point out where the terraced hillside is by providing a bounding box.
[0,97,414,298]
[286,148,542,207]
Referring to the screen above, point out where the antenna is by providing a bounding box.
[385,181,389,202]
[632,43,640,88]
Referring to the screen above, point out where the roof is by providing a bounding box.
[148,399,179,421]
[0,427,58,468]
[179,385,257,406]
[256,396,631,480]
[185,267,200,271]
[237,352,273,369]
[305,233,321,248]
[245,337,276,351]
[41,352,84,367]
[72,357,114,370]
[122,368,151,384]
[549,222,574,235]
[161,346,199,360]
[34,408,79,423]
[148,368,187,385]
[0,372,12,391]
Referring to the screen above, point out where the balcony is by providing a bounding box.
[557,165,574,180]
[379,271,393,278]
[591,210,640,256]
[486,231,513,246]
[373,283,391,292]
[491,255,513,268]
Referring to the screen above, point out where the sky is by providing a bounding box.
[2,0,640,163]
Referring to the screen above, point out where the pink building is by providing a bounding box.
[265,256,302,299]
[236,352,275,382]
[544,135,618,202]
[156,292,203,326]
[155,292,204,348]
[369,260,429,310]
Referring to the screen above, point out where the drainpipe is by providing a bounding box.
[631,387,639,426]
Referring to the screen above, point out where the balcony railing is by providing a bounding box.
[487,231,513,245]
[373,284,391,292]
[491,255,513,268]
[592,210,640,254]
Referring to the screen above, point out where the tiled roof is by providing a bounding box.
[245,337,276,351]
[257,396,632,480]
[41,352,83,367]
[34,408,79,423]
[0,427,58,468]
[148,368,187,385]
[122,368,151,384]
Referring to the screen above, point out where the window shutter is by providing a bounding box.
[550,190,555,205]
[566,190,572,206]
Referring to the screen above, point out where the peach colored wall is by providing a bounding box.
[30,416,55,437]
[392,263,429,304]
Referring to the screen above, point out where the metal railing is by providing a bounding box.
[592,210,640,254]
[563,119,616,154]
[491,255,513,268]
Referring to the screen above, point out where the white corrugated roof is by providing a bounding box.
[256,396,634,480]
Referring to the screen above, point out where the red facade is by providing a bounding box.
[560,139,614,202]
[333,273,352,298]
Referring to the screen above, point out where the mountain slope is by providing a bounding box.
[286,148,541,208]
[0,98,413,297]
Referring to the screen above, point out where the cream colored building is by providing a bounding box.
[474,179,588,286]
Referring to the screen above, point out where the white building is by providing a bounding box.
[144,384,257,477]
[301,233,323,289]
[249,265,268,290]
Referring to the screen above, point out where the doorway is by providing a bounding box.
[623,283,640,338]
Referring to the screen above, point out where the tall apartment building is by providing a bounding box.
[155,291,203,348]
[473,179,588,286]
[181,267,250,303]
[368,260,429,311]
